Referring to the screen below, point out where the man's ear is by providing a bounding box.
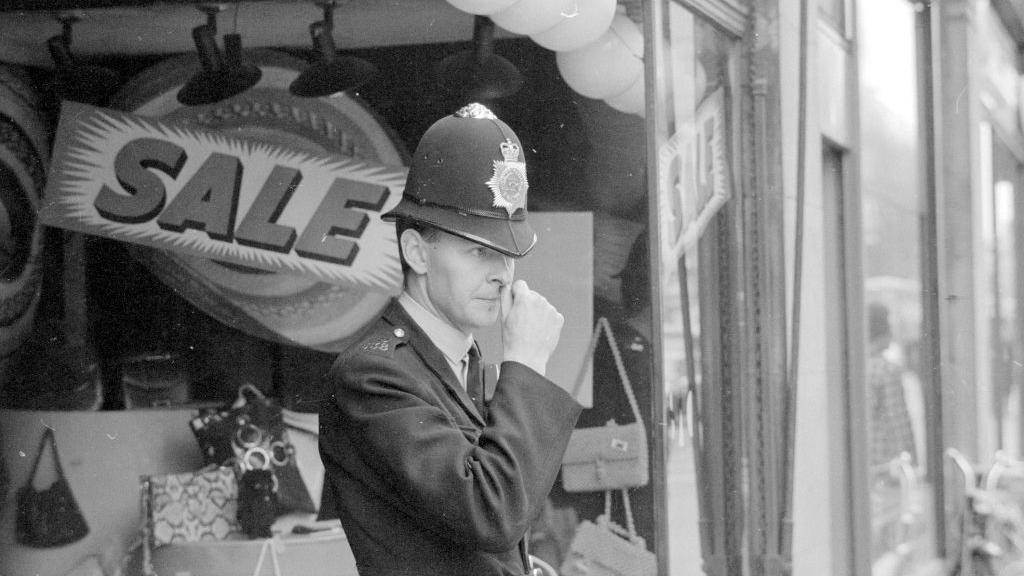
[400,229,430,275]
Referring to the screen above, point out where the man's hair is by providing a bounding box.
[395,218,442,276]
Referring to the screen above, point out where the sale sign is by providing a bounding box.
[40,102,408,292]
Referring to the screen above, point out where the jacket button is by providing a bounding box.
[394,328,405,338]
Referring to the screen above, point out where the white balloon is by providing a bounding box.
[604,76,645,116]
[556,15,643,99]
[609,13,644,58]
[530,0,617,52]
[446,0,519,15]
[491,0,577,36]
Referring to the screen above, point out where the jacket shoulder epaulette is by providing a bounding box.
[355,325,409,357]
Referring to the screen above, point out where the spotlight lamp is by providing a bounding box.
[289,1,377,98]
[47,14,119,105]
[437,15,523,104]
[177,5,262,106]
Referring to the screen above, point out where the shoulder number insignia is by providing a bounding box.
[361,335,391,353]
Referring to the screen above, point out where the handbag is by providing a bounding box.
[561,318,649,492]
[237,468,279,539]
[144,465,243,547]
[560,490,656,576]
[15,427,90,548]
[190,383,316,513]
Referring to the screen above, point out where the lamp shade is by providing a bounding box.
[290,20,376,97]
[530,0,617,52]
[437,15,522,102]
[446,0,518,15]
[490,0,577,36]
[177,27,262,106]
[47,35,120,105]
[438,51,523,101]
[556,14,643,99]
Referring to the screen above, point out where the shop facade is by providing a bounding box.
[0,0,1023,575]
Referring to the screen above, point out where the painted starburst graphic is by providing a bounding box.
[40,102,408,292]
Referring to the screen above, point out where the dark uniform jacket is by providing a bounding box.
[319,300,582,576]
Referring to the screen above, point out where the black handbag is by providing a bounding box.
[190,384,315,514]
[15,427,90,548]
[237,468,278,539]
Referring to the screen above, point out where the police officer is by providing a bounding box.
[319,103,583,576]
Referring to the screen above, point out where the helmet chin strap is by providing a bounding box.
[498,252,514,353]
[507,219,522,255]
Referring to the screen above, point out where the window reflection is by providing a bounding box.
[654,2,737,574]
[858,0,937,571]
[984,129,1019,452]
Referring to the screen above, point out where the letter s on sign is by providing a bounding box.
[94,138,187,224]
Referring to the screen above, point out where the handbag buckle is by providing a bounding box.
[242,446,273,471]
[234,422,264,449]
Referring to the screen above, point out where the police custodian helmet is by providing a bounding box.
[381,103,537,258]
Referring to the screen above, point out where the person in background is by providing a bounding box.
[319,103,582,576]
[867,301,917,467]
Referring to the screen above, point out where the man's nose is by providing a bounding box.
[489,256,513,286]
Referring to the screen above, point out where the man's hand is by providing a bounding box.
[500,280,563,376]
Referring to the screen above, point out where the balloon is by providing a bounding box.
[491,0,577,36]
[530,0,617,52]
[446,0,519,15]
[556,15,644,99]
[609,12,644,58]
[604,75,645,116]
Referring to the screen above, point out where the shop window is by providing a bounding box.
[819,0,847,36]
[856,0,939,572]
[980,123,1020,454]
[651,1,743,573]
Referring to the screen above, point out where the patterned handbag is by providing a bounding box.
[190,384,316,513]
[144,465,243,547]
[561,318,649,492]
[560,490,656,576]
[15,427,90,548]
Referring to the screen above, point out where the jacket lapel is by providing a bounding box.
[382,301,486,426]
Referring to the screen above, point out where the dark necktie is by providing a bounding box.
[466,345,485,415]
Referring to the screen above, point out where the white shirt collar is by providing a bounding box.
[398,292,474,370]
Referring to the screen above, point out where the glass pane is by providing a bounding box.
[857,0,938,572]
[653,2,736,573]
[985,129,1019,452]
[819,0,846,33]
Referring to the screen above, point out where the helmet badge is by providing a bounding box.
[486,139,528,217]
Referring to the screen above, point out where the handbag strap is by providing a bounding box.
[570,318,644,427]
[25,427,66,485]
[140,477,155,576]
[251,538,283,576]
[603,489,641,543]
[235,383,268,408]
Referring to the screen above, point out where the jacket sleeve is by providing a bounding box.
[326,349,582,552]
